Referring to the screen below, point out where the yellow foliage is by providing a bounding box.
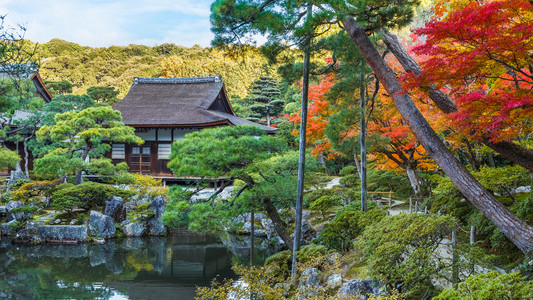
[129,174,168,198]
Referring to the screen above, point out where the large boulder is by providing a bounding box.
[7,170,27,186]
[147,196,166,236]
[37,225,88,242]
[105,196,124,222]
[149,195,165,218]
[1,220,18,236]
[123,222,145,237]
[148,218,166,236]
[5,201,23,221]
[298,267,322,299]
[88,211,116,239]
[12,228,41,244]
[337,279,385,299]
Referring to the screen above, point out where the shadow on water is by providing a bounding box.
[0,232,261,300]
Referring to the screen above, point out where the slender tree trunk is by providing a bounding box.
[263,197,293,251]
[380,28,533,172]
[75,144,90,185]
[23,136,31,177]
[353,152,362,180]
[266,110,271,127]
[360,70,367,212]
[345,17,533,254]
[292,4,312,279]
[318,152,326,168]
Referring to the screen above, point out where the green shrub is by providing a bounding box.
[8,178,32,191]
[264,250,292,280]
[339,165,358,177]
[318,204,385,252]
[127,202,155,222]
[162,200,190,229]
[434,271,533,300]
[309,195,340,219]
[359,213,455,298]
[296,244,330,264]
[51,181,135,209]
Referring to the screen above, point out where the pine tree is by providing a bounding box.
[245,76,284,126]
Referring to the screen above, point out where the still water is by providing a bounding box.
[0,232,253,299]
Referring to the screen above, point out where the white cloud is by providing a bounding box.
[0,0,214,47]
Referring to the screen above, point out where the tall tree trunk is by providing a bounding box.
[263,197,293,251]
[405,167,422,195]
[380,28,533,172]
[344,17,533,254]
[360,70,367,212]
[292,5,312,278]
[23,136,31,177]
[353,152,362,180]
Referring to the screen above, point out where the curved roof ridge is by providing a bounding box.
[134,75,222,84]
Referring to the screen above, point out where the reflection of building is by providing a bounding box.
[112,76,275,178]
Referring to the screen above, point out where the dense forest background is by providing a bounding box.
[37,39,280,99]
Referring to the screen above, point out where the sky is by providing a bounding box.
[0,0,216,48]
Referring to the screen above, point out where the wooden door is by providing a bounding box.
[130,145,151,174]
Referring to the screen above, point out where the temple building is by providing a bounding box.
[112,75,276,178]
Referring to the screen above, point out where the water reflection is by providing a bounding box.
[0,232,239,299]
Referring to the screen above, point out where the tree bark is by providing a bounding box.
[405,167,422,195]
[263,197,293,250]
[345,17,533,254]
[380,28,533,172]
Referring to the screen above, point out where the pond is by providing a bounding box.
[0,232,264,299]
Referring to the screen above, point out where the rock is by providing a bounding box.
[105,196,124,222]
[69,219,77,225]
[337,279,384,299]
[88,211,116,239]
[7,170,28,186]
[37,225,88,242]
[123,202,137,214]
[298,268,322,299]
[300,267,320,287]
[327,274,343,288]
[1,220,19,236]
[25,221,45,229]
[12,228,41,244]
[5,201,23,221]
[302,219,317,241]
[148,218,166,236]
[147,196,166,236]
[123,222,145,237]
[513,186,531,194]
[149,195,165,218]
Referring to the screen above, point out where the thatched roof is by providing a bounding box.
[114,76,276,132]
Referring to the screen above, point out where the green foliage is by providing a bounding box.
[367,169,413,199]
[0,148,20,170]
[339,165,358,177]
[244,76,284,125]
[359,213,455,298]
[161,199,190,229]
[309,195,340,219]
[434,271,533,300]
[86,86,120,105]
[45,80,73,96]
[51,182,135,209]
[35,106,142,182]
[39,94,95,127]
[319,204,385,252]
[127,202,155,223]
[51,194,81,216]
[169,125,286,178]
